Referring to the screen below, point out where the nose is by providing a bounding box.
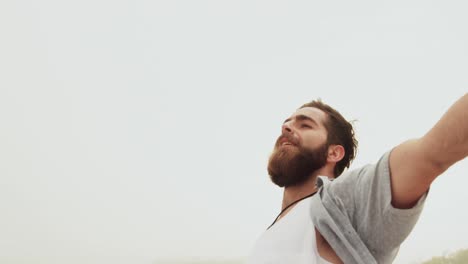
[282,122,293,135]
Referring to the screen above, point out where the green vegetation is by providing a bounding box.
[421,248,468,264]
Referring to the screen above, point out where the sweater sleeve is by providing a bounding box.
[317,150,427,263]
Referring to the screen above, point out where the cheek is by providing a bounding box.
[301,133,327,148]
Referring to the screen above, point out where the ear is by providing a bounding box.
[327,144,345,163]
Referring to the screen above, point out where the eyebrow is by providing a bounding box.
[283,114,319,126]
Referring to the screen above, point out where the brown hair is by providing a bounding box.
[299,99,358,177]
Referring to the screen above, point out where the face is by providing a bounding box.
[267,107,330,187]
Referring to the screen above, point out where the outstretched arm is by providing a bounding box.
[389,93,468,208]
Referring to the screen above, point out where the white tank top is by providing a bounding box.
[247,196,333,264]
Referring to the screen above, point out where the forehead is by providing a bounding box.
[290,107,328,126]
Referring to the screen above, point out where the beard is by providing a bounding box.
[267,137,328,188]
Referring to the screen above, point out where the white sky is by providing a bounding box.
[0,0,467,263]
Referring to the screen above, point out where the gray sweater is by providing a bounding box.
[310,151,427,263]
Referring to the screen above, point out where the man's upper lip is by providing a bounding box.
[279,137,295,145]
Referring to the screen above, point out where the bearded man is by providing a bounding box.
[247,94,468,264]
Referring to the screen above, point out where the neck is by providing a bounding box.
[281,167,334,210]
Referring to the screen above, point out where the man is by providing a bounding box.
[247,94,468,264]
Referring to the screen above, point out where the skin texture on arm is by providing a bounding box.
[389,93,468,208]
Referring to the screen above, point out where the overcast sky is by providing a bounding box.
[0,1,467,263]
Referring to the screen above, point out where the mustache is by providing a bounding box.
[275,134,299,147]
